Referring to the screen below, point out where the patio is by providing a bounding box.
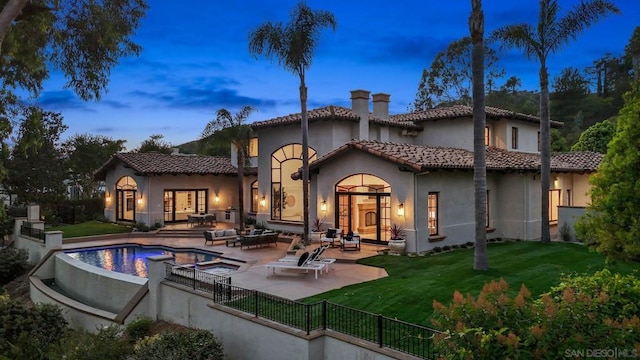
[61,225,389,300]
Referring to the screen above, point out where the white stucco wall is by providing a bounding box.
[494,118,540,153]
[418,118,473,150]
[54,253,147,314]
[494,173,541,240]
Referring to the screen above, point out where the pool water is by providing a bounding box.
[65,245,224,278]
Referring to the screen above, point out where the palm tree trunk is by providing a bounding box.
[0,0,28,52]
[470,0,488,270]
[539,62,551,243]
[237,145,245,231]
[300,79,310,245]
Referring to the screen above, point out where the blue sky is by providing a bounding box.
[36,0,639,150]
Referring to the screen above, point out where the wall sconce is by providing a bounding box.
[320,200,327,212]
[397,203,404,217]
[105,191,111,203]
[553,176,559,188]
[259,195,266,207]
[215,195,219,204]
[137,195,143,205]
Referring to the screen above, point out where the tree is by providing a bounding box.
[201,106,255,231]
[411,36,504,111]
[136,134,173,154]
[5,107,68,204]
[493,0,620,243]
[550,128,569,152]
[0,0,148,101]
[575,84,640,261]
[470,0,488,271]
[570,119,615,153]
[624,26,640,82]
[62,134,126,199]
[249,2,336,244]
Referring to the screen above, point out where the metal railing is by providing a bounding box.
[164,266,440,359]
[20,222,45,242]
[164,262,232,293]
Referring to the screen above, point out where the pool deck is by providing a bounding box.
[60,229,389,300]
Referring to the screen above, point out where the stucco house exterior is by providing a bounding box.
[95,89,601,252]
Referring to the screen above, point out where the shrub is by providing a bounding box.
[134,328,224,360]
[0,247,29,285]
[432,275,640,359]
[0,300,68,359]
[126,316,154,342]
[134,222,150,232]
[559,221,573,242]
[49,325,132,360]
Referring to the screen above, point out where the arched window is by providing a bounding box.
[251,180,259,213]
[271,144,317,221]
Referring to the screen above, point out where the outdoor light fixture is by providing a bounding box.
[320,200,327,212]
[105,191,111,202]
[397,203,404,217]
[260,195,266,207]
[215,195,219,204]
[137,195,143,205]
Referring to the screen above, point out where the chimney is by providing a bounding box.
[372,93,390,120]
[350,89,370,140]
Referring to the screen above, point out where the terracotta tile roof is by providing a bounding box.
[94,152,238,180]
[389,105,563,128]
[250,105,422,130]
[551,151,604,172]
[309,140,600,173]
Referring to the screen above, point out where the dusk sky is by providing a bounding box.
[34,0,639,150]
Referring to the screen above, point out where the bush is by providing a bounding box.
[134,328,224,360]
[49,325,132,360]
[0,300,68,359]
[0,247,29,285]
[134,222,150,232]
[126,316,153,342]
[559,221,573,242]
[432,275,640,359]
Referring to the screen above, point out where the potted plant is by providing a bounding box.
[310,218,324,241]
[388,224,406,254]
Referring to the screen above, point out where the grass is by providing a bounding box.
[304,241,640,327]
[48,220,133,238]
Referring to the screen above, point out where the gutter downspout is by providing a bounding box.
[523,173,528,240]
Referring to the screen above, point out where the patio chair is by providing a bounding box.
[320,228,342,248]
[341,231,360,251]
[187,215,197,228]
[205,214,216,227]
[264,251,326,279]
[203,231,214,245]
[277,244,335,272]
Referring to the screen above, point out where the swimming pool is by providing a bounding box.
[64,244,236,278]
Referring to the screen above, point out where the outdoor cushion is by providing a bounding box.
[297,252,310,266]
[326,228,336,238]
[214,230,225,237]
[224,229,236,236]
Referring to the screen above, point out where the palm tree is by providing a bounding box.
[493,0,619,243]
[470,0,488,270]
[248,2,336,244]
[201,106,255,230]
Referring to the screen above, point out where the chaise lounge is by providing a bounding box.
[265,251,326,279]
[278,244,336,272]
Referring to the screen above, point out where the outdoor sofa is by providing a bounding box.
[240,231,278,250]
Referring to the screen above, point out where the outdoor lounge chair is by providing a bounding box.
[278,244,335,272]
[264,251,326,279]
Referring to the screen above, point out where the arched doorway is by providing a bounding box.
[335,174,391,243]
[116,176,137,222]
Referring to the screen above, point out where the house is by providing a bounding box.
[94,150,255,226]
[95,89,601,253]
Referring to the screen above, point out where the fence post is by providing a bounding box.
[254,290,259,317]
[322,300,327,330]
[192,268,196,290]
[226,277,231,301]
[306,304,311,335]
[378,314,383,348]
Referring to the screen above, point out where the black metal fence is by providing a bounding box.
[164,264,441,359]
[20,222,45,242]
[164,262,232,293]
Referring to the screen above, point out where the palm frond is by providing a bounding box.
[492,24,540,61]
[551,0,620,53]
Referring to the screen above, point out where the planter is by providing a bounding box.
[309,231,323,242]
[388,239,406,254]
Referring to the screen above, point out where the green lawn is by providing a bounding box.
[48,220,133,238]
[304,241,639,327]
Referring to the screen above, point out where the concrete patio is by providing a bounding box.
[61,225,390,300]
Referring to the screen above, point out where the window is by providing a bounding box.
[549,189,561,223]
[251,181,259,213]
[248,138,258,157]
[484,126,490,146]
[566,189,572,206]
[537,131,541,151]
[427,192,439,235]
[486,189,490,228]
[511,127,518,149]
[271,144,317,221]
